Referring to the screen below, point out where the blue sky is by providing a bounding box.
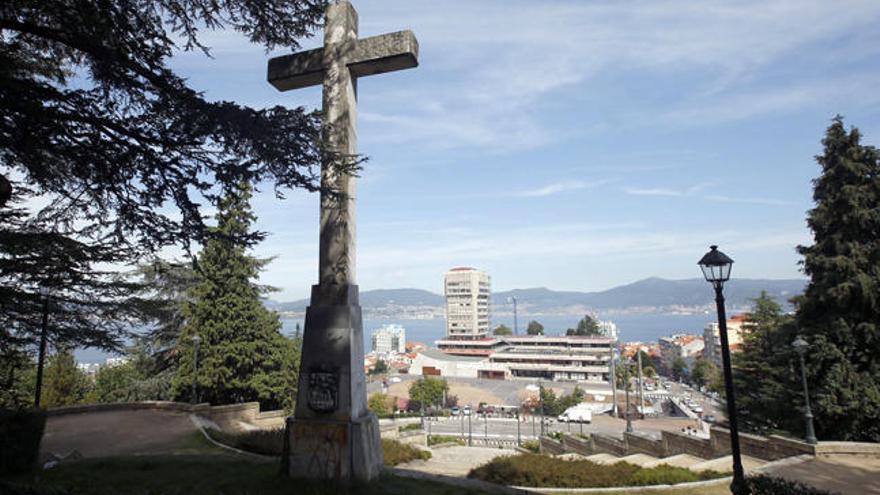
[168,0,880,301]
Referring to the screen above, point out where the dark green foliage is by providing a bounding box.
[1,0,325,254]
[691,357,719,389]
[381,439,431,466]
[745,475,839,495]
[792,117,880,442]
[520,440,540,453]
[0,348,35,409]
[734,292,800,435]
[0,408,46,474]
[368,393,391,415]
[370,359,389,375]
[565,315,601,336]
[543,386,586,416]
[526,320,544,335]
[85,349,174,404]
[427,435,464,446]
[407,377,448,411]
[493,324,513,336]
[467,454,726,488]
[671,356,688,381]
[171,183,297,410]
[41,350,90,407]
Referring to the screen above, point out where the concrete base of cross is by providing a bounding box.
[285,413,383,481]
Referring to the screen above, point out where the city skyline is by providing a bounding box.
[163,0,879,300]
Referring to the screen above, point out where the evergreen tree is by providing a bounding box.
[41,350,90,407]
[794,117,880,441]
[734,292,799,435]
[566,315,601,336]
[171,183,294,410]
[493,324,513,336]
[526,321,544,335]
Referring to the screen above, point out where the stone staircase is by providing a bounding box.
[555,450,770,473]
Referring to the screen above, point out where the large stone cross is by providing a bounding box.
[266,0,418,482]
[268,0,418,300]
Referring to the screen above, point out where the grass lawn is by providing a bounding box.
[4,455,493,495]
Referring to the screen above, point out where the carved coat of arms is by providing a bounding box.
[308,371,339,413]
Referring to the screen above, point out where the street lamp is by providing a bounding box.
[624,362,633,433]
[34,286,51,408]
[507,296,518,335]
[792,336,818,445]
[191,335,202,404]
[698,245,745,494]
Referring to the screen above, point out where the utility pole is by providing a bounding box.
[538,380,545,436]
[468,411,472,446]
[637,350,645,419]
[610,343,618,417]
[516,411,521,446]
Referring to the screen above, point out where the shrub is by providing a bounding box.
[745,475,840,495]
[205,427,284,456]
[520,440,540,453]
[0,408,46,474]
[382,439,431,466]
[399,422,422,433]
[467,453,727,488]
[428,435,465,446]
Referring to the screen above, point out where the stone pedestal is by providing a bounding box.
[286,284,383,481]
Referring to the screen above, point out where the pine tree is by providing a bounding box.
[171,183,295,410]
[733,291,799,435]
[41,350,90,407]
[794,116,880,441]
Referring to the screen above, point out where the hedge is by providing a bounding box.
[467,453,727,488]
[381,439,431,466]
[0,408,47,474]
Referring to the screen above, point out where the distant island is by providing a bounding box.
[264,277,806,319]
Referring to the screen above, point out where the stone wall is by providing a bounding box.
[711,427,816,461]
[539,436,566,455]
[624,432,667,457]
[591,434,626,456]
[561,434,593,456]
[662,430,715,459]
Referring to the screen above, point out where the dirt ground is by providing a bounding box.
[384,381,504,408]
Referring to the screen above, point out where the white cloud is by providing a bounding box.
[518,180,608,197]
[624,187,682,197]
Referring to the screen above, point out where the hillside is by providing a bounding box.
[267,278,806,315]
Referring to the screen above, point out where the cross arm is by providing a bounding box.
[347,30,419,78]
[267,47,324,91]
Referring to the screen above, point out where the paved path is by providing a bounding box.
[397,445,519,476]
[42,409,203,458]
[762,454,880,495]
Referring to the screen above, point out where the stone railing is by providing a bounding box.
[538,426,830,462]
[46,400,287,431]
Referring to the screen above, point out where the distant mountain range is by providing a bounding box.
[265,278,807,316]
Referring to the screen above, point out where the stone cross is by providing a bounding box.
[268,0,418,302]
[267,0,418,482]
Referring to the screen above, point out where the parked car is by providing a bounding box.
[557,406,592,424]
[389,376,402,384]
[704,414,716,423]
[463,406,472,416]
[693,406,704,413]
[451,406,460,416]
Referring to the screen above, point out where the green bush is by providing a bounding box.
[398,422,422,433]
[382,439,431,466]
[745,475,839,495]
[467,453,727,488]
[520,440,540,453]
[428,435,465,446]
[0,408,46,474]
[205,427,284,456]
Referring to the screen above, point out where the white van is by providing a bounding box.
[557,407,592,424]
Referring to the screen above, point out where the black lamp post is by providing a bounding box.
[698,245,745,494]
[792,336,818,445]
[191,335,202,404]
[34,286,51,408]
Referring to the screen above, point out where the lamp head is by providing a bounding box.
[698,245,734,286]
[192,335,202,345]
[792,336,809,355]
